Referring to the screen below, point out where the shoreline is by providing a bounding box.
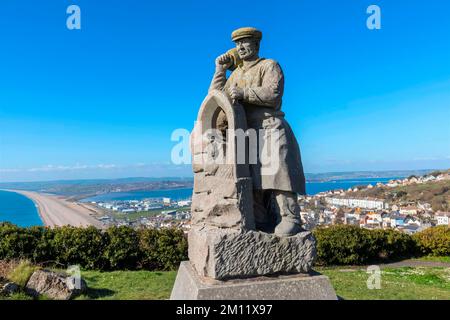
[2,189,104,229]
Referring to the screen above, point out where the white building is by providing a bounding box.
[436,212,450,226]
[177,200,192,207]
[325,197,387,210]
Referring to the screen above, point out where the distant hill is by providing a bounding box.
[304,169,435,182]
[348,170,450,211]
[0,177,193,200]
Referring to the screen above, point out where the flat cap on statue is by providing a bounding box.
[231,27,262,42]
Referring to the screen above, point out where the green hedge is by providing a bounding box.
[414,226,450,256]
[0,223,187,271]
[313,225,419,265]
[0,223,447,269]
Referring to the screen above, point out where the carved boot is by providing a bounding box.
[273,190,303,237]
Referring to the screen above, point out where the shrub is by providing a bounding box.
[0,224,188,271]
[103,226,141,270]
[414,226,450,256]
[139,228,188,270]
[313,225,419,266]
[0,223,41,260]
[369,229,419,261]
[313,225,373,265]
[52,226,107,269]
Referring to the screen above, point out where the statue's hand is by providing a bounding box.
[215,53,232,72]
[228,86,244,101]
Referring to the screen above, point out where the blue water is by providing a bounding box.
[305,177,397,195]
[0,190,43,227]
[0,178,398,226]
[82,188,194,202]
[82,177,397,202]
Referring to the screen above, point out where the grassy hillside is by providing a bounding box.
[70,266,450,300]
[2,265,449,300]
[350,180,450,211]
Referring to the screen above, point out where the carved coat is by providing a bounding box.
[209,58,306,194]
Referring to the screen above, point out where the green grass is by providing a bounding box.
[416,256,450,263]
[317,266,450,300]
[76,270,177,300]
[77,266,450,300]
[7,260,39,287]
[2,265,449,300]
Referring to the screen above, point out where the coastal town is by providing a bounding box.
[90,197,192,231]
[299,170,450,234]
[88,170,450,235]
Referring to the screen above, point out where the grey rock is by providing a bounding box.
[189,226,316,280]
[170,261,337,300]
[1,282,20,295]
[26,269,87,300]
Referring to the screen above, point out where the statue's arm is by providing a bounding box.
[209,54,233,93]
[243,61,284,108]
[208,68,228,92]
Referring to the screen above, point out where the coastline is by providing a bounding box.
[2,189,104,229]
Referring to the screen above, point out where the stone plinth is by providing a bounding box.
[189,227,316,280]
[170,261,337,300]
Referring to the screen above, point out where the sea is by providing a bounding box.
[81,177,396,202]
[0,177,397,227]
[0,190,43,227]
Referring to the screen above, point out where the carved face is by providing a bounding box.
[235,37,259,61]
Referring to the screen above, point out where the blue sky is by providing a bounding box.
[1,0,449,182]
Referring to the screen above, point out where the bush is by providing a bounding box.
[0,223,41,261]
[103,226,141,270]
[0,224,188,271]
[4,223,444,270]
[313,225,373,265]
[369,229,419,261]
[139,228,188,270]
[52,226,107,269]
[414,226,450,256]
[313,225,419,266]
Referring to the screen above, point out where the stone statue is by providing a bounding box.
[171,27,337,300]
[209,27,306,237]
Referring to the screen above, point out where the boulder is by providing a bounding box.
[26,269,87,300]
[1,282,20,295]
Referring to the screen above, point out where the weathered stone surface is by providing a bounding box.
[26,269,87,300]
[191,177,254,229]
[170,261,337,300]
[189,226,316,280]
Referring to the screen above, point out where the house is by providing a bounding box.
[382,214,392,229]
[400,206,419,216]
[404,215,421,226]
[390,214,406,228]
[436,212,450,226]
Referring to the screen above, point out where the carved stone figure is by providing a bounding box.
[187,27,314,280]
[171,28,337,299]
[209,27,306,237]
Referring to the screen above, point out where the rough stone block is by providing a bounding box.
[170,261,337,300]
[189,227,316,280]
